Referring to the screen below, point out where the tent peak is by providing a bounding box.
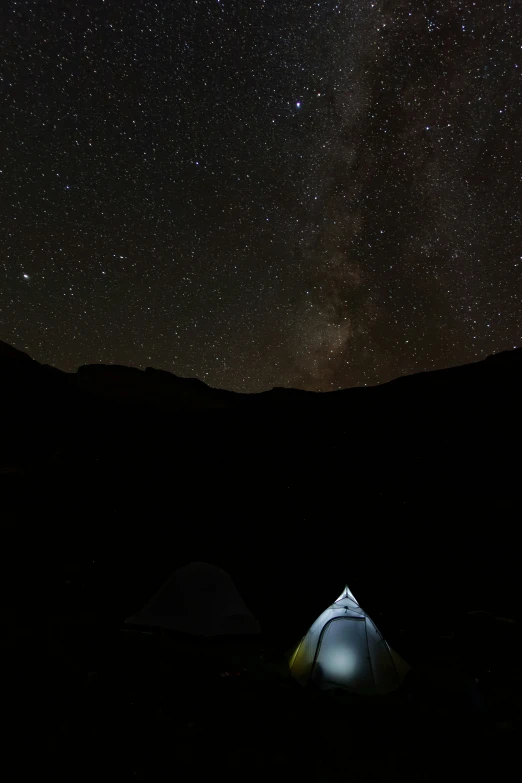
[335,584,359,605]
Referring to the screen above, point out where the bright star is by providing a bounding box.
[296,102,301,108]
[23,274,30,279]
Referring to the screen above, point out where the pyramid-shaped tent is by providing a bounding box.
[289,585,408,694]
[125,562,261,638]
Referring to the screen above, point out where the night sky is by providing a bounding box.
[2,1,521,391]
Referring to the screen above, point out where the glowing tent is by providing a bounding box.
[125,562,261,637]
[289,585,409,694]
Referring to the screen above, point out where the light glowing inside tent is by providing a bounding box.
[320,646,357,679]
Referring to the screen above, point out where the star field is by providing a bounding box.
[1,0,521,391]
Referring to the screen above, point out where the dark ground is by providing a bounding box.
[43,585,520,781]
[38,458,522,780]
[1,341,520,778]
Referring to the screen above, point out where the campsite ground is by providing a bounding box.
[30,452,522,781]
[45,595,521,781]
[2,342,520,777]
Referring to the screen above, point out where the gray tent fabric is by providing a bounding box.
[125,562,261,637]
[289,585,409,694]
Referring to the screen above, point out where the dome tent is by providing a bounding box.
[125,562,261,638]
[289,585,409,694]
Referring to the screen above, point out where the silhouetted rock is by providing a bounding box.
[0,341,33,363]
[76,363,236,410]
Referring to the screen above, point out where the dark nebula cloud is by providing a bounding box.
[1,1,521,390]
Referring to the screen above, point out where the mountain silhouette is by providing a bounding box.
[2,341,520,536]
[2,339,521,418]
